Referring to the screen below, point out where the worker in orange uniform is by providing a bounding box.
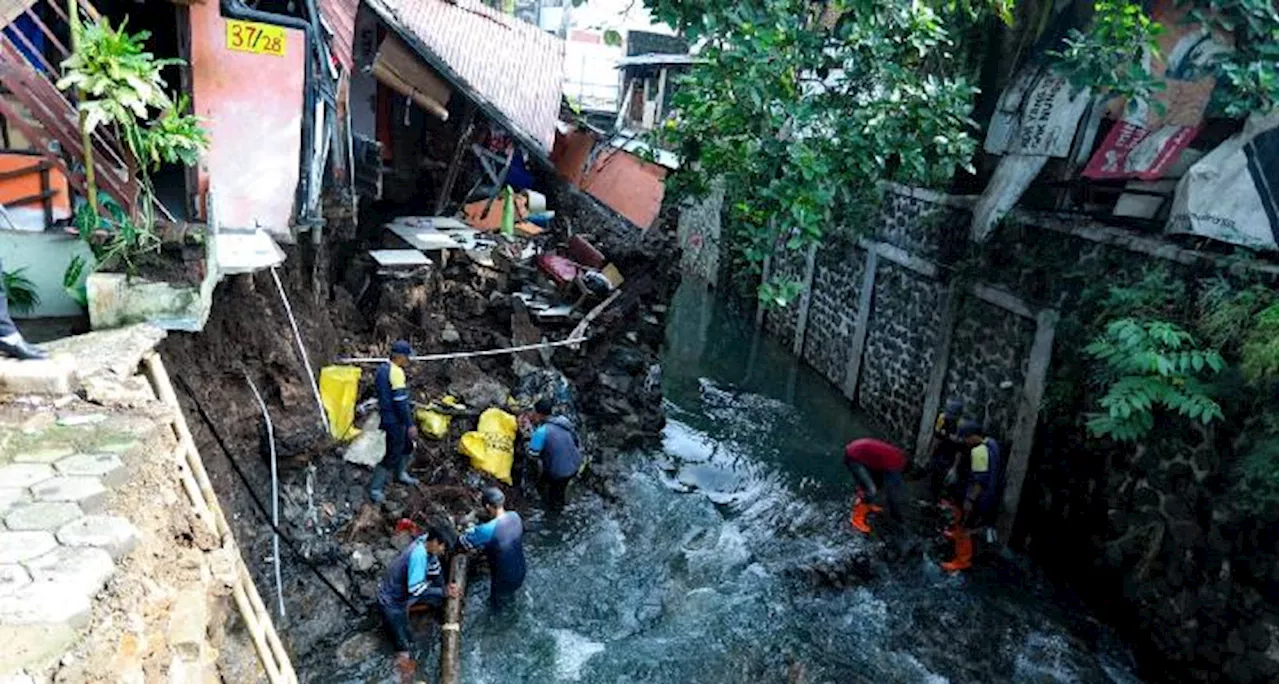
[941,420,1002,572]
[842,438,907,535]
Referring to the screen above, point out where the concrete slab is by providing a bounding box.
[24,546,114,596]
[0,580,91,625]
[55,515,138,560]
[11,446,75,464]
[213,229,286,275]
[0,564,30,597]
[388,223,463,251]
[29,476,107,512]
[0,622,79,673]
[369,249,432,267]
[166,586,209,662]
[0,532,56,564]
[0,489,28,519]
[3,502,82,532]
[0,464,54,489]
[82,375,157,408]
[54,453,127,487]
[0,357,77,396]
[39,324,166,382]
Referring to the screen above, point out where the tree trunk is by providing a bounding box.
[439,553,469,684]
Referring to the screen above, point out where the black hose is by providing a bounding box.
[173,374,367,617]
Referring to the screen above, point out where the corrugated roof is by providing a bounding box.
[317,0,358,71]
[363,0,564,158]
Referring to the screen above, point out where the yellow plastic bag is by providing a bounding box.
[458,408,517,484]
[416,408,452,440]
[319,365,362,440]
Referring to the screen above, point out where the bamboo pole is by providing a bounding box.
[439,554,469,684]
[141,352,299,684]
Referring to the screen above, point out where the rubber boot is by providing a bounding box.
[395,652,416,684]
[369,466,389,503]
[397,470,419,486]
[941,527,973,572]
[849,499,872,534]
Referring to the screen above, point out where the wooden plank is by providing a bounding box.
[997,309,1058,542]
[791,242,819,357]
[841,248,878,400]
[439,554,469,684]
[433,101,476,216]
[970,283,1034,319]
[912,284,962,466]
[856,238,937,278]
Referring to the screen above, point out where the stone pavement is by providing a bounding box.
[0,325,168,674]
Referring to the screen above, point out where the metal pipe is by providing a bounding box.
[336,336,588,364]
[244,372,286,622]
[270,265,330,434]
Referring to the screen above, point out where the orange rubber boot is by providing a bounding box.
[940,527,973,572]
[849,500,872,534]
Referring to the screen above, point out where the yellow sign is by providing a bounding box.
[226,19,286,57]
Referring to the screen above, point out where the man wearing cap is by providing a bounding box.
[843,437,907,535]
[377,524,460,676]
[941,420,1002,572]
[527,397,583,515]
[0,257,45,360]
[460,487,526,610]
[370,340,419,503]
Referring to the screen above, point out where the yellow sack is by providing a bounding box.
[416,408,452,440]
[319,365,362,440]
[458,407,517,484]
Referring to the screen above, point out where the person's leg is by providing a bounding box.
[0,258,45,360]
[381,601,414,653]
[882,471,906,523]
[395,425,418,485]
[369,424,406,502]
[546,476,570,514]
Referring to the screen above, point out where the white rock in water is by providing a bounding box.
[549,629,605,682]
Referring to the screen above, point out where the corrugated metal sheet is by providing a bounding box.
[318,0,358,71]
[364,0,564,156]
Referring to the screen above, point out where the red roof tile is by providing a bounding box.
[318,0,358,71]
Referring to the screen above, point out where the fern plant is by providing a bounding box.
[2,267,40,315]
[1084,318,1225,441]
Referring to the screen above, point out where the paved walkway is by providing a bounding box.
[0,325,168,674]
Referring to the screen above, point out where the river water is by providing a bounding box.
[336,282,1144,683]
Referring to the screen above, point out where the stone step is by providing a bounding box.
[0,358,77,397]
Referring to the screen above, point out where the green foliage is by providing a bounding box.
[57,17,207,272]
[1084,318,1225,441]
[1050,0,1166,112]
[603,29,623,47]
[56,19,179,135]
[1186,0,1280,118]
[2,267,40,315]
[72,198,158,277]
[647,0,991,303]
[63,255,89,309]
[1240,301,1278,384]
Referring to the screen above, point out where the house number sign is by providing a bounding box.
[226,19,286,57]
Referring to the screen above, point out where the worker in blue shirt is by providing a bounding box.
[377,525,459,672]
[370,340,418,503]
[460,487,526,610]
[941,420,1003,573]
[528,398,583,514]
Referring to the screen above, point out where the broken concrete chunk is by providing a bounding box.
[441,324,462,344]
[343,414,385,468]
[166,586,209,662]
[0,357,78,396]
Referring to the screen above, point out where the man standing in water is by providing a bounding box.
[843,437,907,534]
[925,398,966,502]
[370,340,419,503]
[527,398,583,514]
[377,525,460,679]
[941,420,1002,572]
[461,487,526,610]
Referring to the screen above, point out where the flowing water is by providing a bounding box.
[334,282,1143,683]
